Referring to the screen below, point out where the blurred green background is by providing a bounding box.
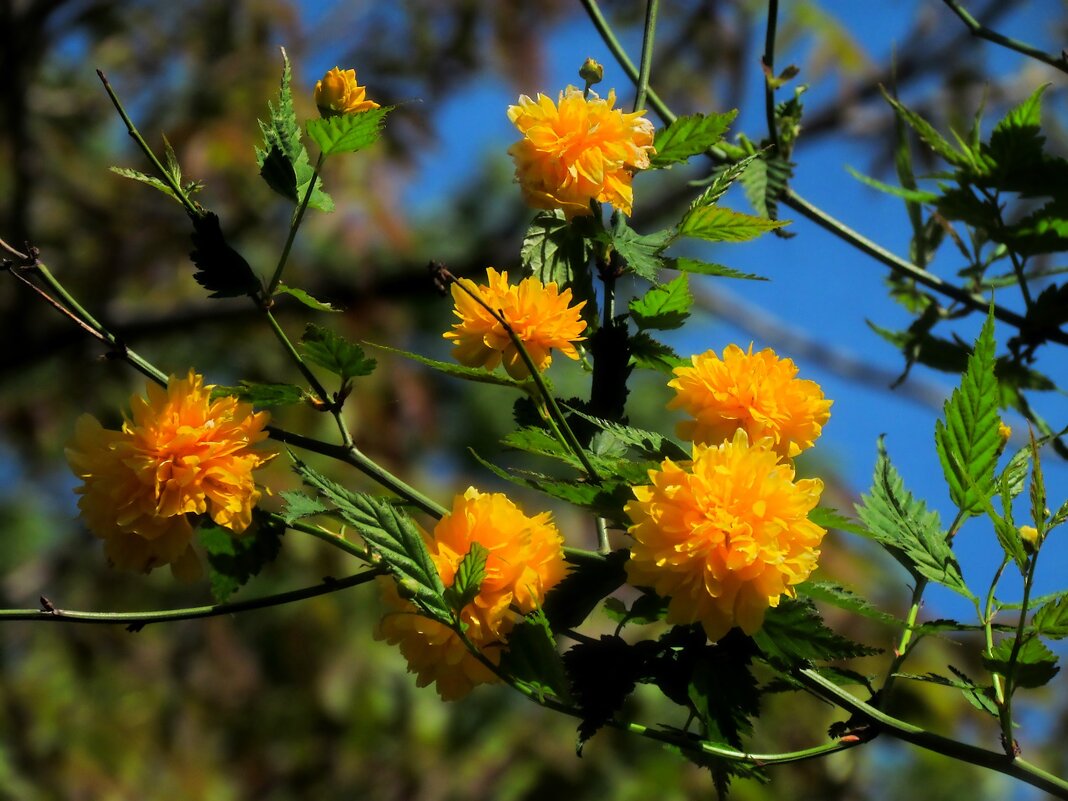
[2,1,1067,798]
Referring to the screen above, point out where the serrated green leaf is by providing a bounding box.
[688,153,763,209]
[807,507,872,537]
[188,212,262,299]
[561,405,689,461]
[881,87,973,170]
[845,166,940,204]
[278,490,329,524]
[210,381,306,409]
[306,107,392,156]
[610,223,673,281]
[897,669,999,717]
[662,257,768,281]
[602,593,670,627]
[856,440,972,597]
[444,542,489,615]
[299,323,377,383]
[1031,593,1068,639]
[629,331,685,372]
[797,580,901,627]
[499,609,571,702]
[366,342,524,389]
[649,111,738,169]
[543,550,628,631]
[109,166,189,204]
[276,282,341,312]
[255,48,333,212]
[564,635,642,749]
[198,516,284,602]
[519,210,595,317]
[934,310,1000,516]
[999,445,1031,500]
[291,457,449,620]
[754,599,880,667]
[678,205,789,243]
[983,637,1059,690]
[628,274,692,331]
[739,154,794,224]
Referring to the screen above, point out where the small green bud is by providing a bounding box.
[579,57,604,88]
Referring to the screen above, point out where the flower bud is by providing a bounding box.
[579,57,604,87]
[314,66,380,118]
[1019,525,1040,553]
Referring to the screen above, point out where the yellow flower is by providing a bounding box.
[65,372,272,577]
[314,66,379,117]
[376,487,568,700]
[1019,525,1040,552]
[443,267,587,379]
[669,345,832,458]
[625,429,826,642]
[507,86,655,218]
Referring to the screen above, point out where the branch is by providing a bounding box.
[941,0,1068,74]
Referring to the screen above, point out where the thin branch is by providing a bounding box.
[941,0,1068,74]
[2,570,381,629]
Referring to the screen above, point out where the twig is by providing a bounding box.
[941,0,1068,74]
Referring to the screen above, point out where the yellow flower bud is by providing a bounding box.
[1019,525,1040,553]
[314,66,379,118]
[998,421,1012,444]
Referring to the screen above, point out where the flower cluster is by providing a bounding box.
[626,345,831,641]
[65,372,272,578]
[314,66,379,117]
[444,267,587,379]
[669,345,832,458]
[507,86,655,218]
[376,487,567,700]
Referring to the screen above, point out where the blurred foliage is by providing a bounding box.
[2,0,1068,798]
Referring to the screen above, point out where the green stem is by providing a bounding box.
[941,0,1068,74]
[96,70,200,218]
[633,0,659,113]
[762,0,782,153]
[797,668,1068,798]
[286,517,372,562]
[267,425,448,519]
[578,0,675,124]
[999,549,1039,752]
[3,570,380,628]
[982,556,1011,706]
[262,308,332,403]
[268,151,327,296]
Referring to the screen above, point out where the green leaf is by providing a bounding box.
[934,310,1000,516]
[880,87,974,170]
[444,542,489,615]
[563,635,643,749]
[678,205,789,243]
[754,599,880,667]
[366,342,524,389]
[856,440,972,598]
[1032,593,1068,640]
[198,516,284,602]
[255,48,333,212]
[520,210,595,314]
[109,166,202,204]
[278,490,329,524]
[686,630,761,747]
[845,166,940,204]
[628,274,692,331]
[276,282,341,312]
[291,457,449,620]
[610,223,673,281]
[649,111,738,169]
[983,637,1059,690]
[688,153,763,209]
[629,332,685,372]
[798,580,902,627]
[738,154,794,224]
[210,381,306,409]
[189,212,262,299]
[306,107,392,156]
[663,257,768,281]
[543,550,628,631]
[299,323,377,383]
[998,445,1031,500]
[896,670,999,717]
[561,406,689,461]
[602,593,670,627]
[499,609,571,702]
